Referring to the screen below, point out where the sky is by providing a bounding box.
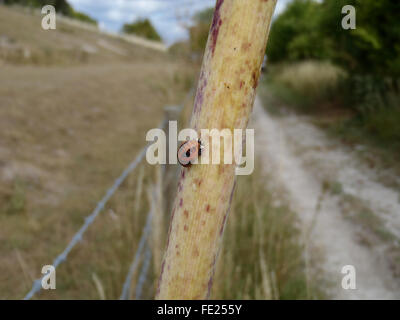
[69,0,292,45]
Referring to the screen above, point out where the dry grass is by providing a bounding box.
[211,170,325,300]
[0,61,191,299]
[263,61,346,114]
[0,5,168,66]
[274,61,345,99]
[0,6,195,299]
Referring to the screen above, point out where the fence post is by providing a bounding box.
[156,0,277,299]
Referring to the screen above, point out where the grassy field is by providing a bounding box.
[0,5,318,300]
[0,5,168,66]
[0,5,193,299]
[0,62,193,299]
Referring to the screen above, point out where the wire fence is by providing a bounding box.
[119,210,153,300]
[24,146,148,300]
[23,88,193,300]
[135,244,152,300]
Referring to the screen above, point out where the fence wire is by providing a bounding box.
[23,147,148,300]
[135,244,152,300]
[23,88,194,300]
[119,210,153,300]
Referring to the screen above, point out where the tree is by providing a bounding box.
[266,0,400,77]
[188,7,214,55]
[122,18,161,41]
[267,0,325,63]
[4,0,97,25]
[319,0,400,77]
[5,0,72,15]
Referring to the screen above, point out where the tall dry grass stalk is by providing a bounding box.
[156,0,277,299]
[150,166,166,277]
[274,61,346,99]
[210,171,313,300]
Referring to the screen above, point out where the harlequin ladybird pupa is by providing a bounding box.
[177,139,202,167]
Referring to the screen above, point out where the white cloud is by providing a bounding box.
[68,0,293,45]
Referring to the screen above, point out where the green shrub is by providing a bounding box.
[122,18,161,41]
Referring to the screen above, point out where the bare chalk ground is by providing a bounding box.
[251,96,400,299]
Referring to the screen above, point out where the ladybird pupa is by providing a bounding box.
[177,139,202,167]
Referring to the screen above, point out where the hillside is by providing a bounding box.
[0,5,166,66]
[0,4,193,299]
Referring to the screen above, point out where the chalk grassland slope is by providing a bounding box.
[0,5,193,299]
[0,5,168,65]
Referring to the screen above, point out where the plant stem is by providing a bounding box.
[156,0,277,299]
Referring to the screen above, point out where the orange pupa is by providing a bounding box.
[177,139,202,167]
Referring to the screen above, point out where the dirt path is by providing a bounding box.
[251,96,400,299]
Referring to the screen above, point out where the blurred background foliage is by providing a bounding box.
[268,0,400,78]
[4,0,97,24]
[186,0,400,156]
[122,18,162,41]
[265,0,400,155]
[188,7,214,55]
[5,0,399,154]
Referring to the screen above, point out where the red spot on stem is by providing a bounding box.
[210,0,224,56]
[252,71,259,89]
[241,42,252,51]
